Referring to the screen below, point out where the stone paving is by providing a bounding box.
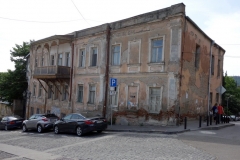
[0,130,217,160]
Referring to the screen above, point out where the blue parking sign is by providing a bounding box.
[110,78,117,87]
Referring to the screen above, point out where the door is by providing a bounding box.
[58,114,72,132]
[69,114,82,132]
[25,115,36,129]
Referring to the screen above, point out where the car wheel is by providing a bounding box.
[76,126,83,137]
[22,125,28,132]
[37,125,43,133]
[54,126,59,134]
[97,130,102,133]
[4,125,8,131]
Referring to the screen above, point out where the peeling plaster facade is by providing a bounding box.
[27,3,225,126]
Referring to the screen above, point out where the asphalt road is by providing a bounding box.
[177,121,240,160]
[0,122,239,160]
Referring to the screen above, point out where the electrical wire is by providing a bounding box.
[70,0,91,26]
[0,16,104,23]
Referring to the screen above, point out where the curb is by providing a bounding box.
[106,123,235,134]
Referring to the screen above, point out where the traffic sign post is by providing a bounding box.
[110,78,117,126]
[110,78,117,87]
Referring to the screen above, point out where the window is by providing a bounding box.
[151,39,163,63]
[110,87,118,106]
[217,59,220,77]
[195,45,200,68]
[211,55,214,75]
[35,58,38,67]
[30,107,34,116]
[63,114,71,120]
[66,53,70,67]
[51,55,55,65]
[54,85,60,100]
[41,56,44,66]
[48,85,53,99]
[38,85,42,97]
[71,114,84,120]
[112,45,120,65]
[36,108,40,114]
[58,53,63,66]
[33,84,36,96]
[210,92,213,105]
[63,85,69,101]
[88,85,96,104]
[47,110,50,114]
[77,85,83,103]
[79,49,86,67]
[91,48,97,66]
[216,93,219,103]
[149,88,161,112]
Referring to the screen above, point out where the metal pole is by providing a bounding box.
[111,105,112,126]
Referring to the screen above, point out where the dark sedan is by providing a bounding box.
[0,115,24,130]
[54,113,107,136]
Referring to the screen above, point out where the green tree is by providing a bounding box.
[223,76,240,115]
[0,41,30,105]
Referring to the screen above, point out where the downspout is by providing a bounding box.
[69,42,74,112]
[207,40,215,116]
[178,16,187,124]
[103,24,111,118]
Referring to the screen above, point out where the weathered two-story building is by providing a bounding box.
[26,3,225,125]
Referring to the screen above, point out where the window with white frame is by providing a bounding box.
[66,52,70,67]
[51,55,55,65]
[58,53,63,66]
[38,84,42,97]
[149,87,161,112]
[151,39,163,63]
[79,49,86,67]
[112,45,120,65]
[88,85,95,104]
[91,48,97,66]
[77,85,83,103]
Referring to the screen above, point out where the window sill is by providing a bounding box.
[78,67,86,69]
[110,65,121,68]
[127,63,141,67]
[88,66,98,69]
[147,62,164,66]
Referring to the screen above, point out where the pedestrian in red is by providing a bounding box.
[217,103,224,123]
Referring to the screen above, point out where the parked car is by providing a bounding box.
[54,113,108,136]
[230,115,236,121]
[0,115,24,130]
[22,114,59,133]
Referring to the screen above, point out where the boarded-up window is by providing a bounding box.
[211,55,214,75]
[195,45,200,68]
[110,87,118,106]
[149,88,161,113]
[151,39,163,63]
[129,41,140,64]
[128,86,138,109]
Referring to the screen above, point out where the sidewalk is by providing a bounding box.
[106,121,235,134]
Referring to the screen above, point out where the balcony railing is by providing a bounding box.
[33,66,70,79]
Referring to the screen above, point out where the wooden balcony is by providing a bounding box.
[33,66,71,79]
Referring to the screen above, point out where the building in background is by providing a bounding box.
[26,3,225,125]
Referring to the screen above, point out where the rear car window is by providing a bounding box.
[45,114,58,118]
[8,117,18,120]
[2,117,8,121]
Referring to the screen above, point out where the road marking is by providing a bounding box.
[200,131,216,134]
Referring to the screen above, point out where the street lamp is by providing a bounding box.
[23,91,31,119]
[227,95,232,116]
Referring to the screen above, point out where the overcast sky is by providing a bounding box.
[0,0,240,75]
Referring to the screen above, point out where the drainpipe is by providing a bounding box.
[69,42,74,112]
[207,40,215,116]
[103,24,111,118]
